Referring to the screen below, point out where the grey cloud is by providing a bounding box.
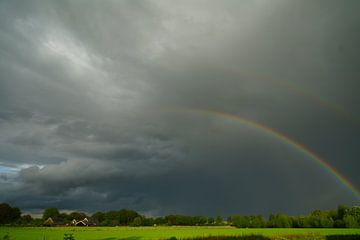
[0,0,359,216]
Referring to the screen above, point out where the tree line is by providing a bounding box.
[0,202,359,228]
[229,205,360,228]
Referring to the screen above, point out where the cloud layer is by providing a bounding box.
[1,0,359,216]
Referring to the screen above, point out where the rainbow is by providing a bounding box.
[171,107,360,200]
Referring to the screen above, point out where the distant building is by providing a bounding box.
[71,217,96,226]
[43,217,54,226]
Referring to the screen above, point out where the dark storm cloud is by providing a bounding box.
[0,0,359,216]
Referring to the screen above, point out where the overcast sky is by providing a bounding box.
[0,0,360,217]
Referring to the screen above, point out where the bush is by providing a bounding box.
[63,233,75,240]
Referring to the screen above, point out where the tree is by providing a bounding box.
[59,213,70,222]
[308,210,334,228]
[19,214,33,225]
[142,217,155,226]
[297,216,312,228]
[117,209,140,225]
[348,206,360,227]
[269,214,291,228]
[343,215,359,228]
[337,205,349,220]
[42,208,60,220]
[215,216,223,225]
[230,215,249,228]
[249,215,266,228]
[92,212,105,225]
[69,212,87,221]
[131,216,144,226]
[154,217,166,225]
[0,203,21,224]
[208,217,215,225]
[193,216,207,225]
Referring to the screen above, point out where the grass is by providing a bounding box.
[1,226,360,240]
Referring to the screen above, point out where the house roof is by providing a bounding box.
[43,217,54,225]
[72,217,94,226]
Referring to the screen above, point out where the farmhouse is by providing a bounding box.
[71,217,96,226]
[43,217,54,226]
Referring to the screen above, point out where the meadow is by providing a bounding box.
[1,226,360,240]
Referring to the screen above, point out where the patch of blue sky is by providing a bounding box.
[0,165,19,174]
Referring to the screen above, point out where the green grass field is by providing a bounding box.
[1,227,360,240]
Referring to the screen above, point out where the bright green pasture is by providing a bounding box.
[1,226,360,240]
